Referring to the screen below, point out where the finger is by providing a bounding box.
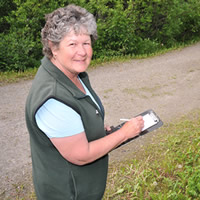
[136,115,143,121]
[105,125,111,131]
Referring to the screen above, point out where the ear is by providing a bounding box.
[48,40,58,56]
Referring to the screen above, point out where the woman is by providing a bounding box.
[25,4,144,200]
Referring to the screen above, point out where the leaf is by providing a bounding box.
[116,188,124,194]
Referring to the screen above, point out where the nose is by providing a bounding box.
[77,44,87,56]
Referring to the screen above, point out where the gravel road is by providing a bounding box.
[0,42,200,199]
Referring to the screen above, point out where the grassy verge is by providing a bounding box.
[103,110,200,200]
[0,68,38,86]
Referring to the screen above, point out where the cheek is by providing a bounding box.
[88,47,93,58]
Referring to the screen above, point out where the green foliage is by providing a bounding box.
[0,31,37,72]
[0,0,67,72]
[1,0,200,71]
[103,111,200,199]
[0,0,17,33]
[93,0,138,57]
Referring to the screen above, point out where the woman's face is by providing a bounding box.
[51,30,93,78]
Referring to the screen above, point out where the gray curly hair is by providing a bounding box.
[41,4,97,58]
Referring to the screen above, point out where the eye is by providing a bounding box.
[84,42,91,46]
[69,43,76,47]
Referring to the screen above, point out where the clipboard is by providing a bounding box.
[106,109,163,148]
[136,109,163,135]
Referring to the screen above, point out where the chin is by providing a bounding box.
[77,64,89,72]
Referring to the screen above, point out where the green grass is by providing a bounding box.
[103,110,200,200]
[0,67,38,86]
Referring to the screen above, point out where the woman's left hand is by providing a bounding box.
[104,125,111,132]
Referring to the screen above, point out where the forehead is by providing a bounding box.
[62,29,91,41]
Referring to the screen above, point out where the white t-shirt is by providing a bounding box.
[35,78,100,138]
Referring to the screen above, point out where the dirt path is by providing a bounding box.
[0,42,200,199]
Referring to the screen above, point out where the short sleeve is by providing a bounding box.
[35,98,84,138]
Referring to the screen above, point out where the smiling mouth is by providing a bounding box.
[74,59,86,62]
[74,56,87,61]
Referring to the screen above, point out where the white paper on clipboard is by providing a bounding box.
[106,109,163,149]
[142,112,159,131]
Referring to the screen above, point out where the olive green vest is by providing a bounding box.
[25,57,108,200]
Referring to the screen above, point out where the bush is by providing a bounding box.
[0,0,69,71]
[0,30,39,72]
[1,0,200,71]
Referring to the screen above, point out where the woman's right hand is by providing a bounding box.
[119,116,144,141]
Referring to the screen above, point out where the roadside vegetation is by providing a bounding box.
[1,0,200,74]
[103,110,200,199]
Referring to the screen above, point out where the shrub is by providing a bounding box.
[1,0,200,71]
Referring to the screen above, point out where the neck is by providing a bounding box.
[50,57,79,82]
[50,57,85,93]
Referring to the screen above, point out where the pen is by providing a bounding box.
[120,118,130,122]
